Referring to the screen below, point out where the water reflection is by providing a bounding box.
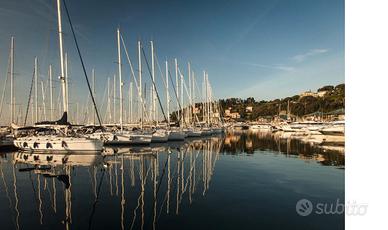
[0,132,344,229]
[0,137,223,230]
[223,130,345,167]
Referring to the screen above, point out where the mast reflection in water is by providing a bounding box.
[0,132,344,230]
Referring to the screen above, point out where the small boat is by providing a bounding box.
[249,124,272,131]
[318,121,345,136]
[319,126,345,136]
[151,129,169,143]
[168,129,186,141]
[126,131,153,144]
[185,128,202,137]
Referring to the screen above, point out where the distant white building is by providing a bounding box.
[230,113,241,119]
[300,90,328,98]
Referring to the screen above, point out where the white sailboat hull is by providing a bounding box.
[88,132,152,145]
[14,136,104,152]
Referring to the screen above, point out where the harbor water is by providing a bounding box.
[0,130,344,230]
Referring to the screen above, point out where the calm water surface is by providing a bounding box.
[0,131,344,230]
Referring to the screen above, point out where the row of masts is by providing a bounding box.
[0,37,222,129]
[0,38,70,125]
[0,0,222,130]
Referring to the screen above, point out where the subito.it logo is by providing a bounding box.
[296,199,313,216]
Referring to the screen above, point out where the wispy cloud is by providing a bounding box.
[291,49,328,62]
[242,62,295,72]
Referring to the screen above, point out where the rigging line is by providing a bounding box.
[140,46,168,123]
[87,162,106,230]
[154,52,168,92]
[0,46,11,121]
[120,34,151,122]
[129,158,152,230]
[156,146,189,220]
[0,163,13,210]
[24,67,36,126]
[0,69,8,121]
[167,68,188,127]
[179,151,201,203]
[144,153,169,223]
[177,67,200,125]
[27,168,40,216]
[155,155,168,195]
[98,77,108,116]
[62,0,103,128]
[155,52,199,125]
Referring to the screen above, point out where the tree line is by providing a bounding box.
[219,83,344,120]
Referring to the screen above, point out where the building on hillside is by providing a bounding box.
[229,112,241,119]
[300,90,328,98]
[223,107,241,121]
[245,106,253,112]
[317,91,328,97]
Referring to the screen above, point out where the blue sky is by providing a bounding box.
[0,0,344,123]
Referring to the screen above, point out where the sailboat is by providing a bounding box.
[13,0,103,152]
[0,37,16,149]
[165,59,186,141]
[86,30,152,145]
[149,41,169,143]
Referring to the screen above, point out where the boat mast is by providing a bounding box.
[92,68,96,125]
[287,100,290,121]
[175,58,179,124]
[41,81,47,120]
[129,81,133,124]
[10,36,14,124]
[49,65,53,120]
[65,53,69,114]
[76,102,79,124]
[56,0,68,115]
[117,28,123,132]
[138,41,143,129]
[34,57,38,123]
[203,71,206,125]
[180,67,183,127]
[107,77,111,124]
[166,60,170,125]
[113,74,116,125]
[188,62,191,126]
[151,41,156,124]
[207,73,211,125]
[192,71,196,125]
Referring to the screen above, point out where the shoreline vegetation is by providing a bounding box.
[220,83,344,122]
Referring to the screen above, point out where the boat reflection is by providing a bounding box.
[0,132,344,229]
[223,130,344,166]
[3,136,224,230]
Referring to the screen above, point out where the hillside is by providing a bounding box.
[219,83,345,121]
